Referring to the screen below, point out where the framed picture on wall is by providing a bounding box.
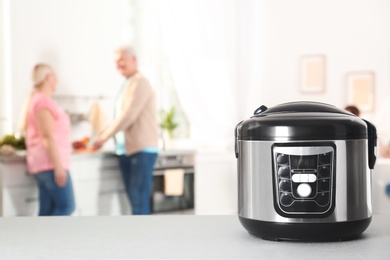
[300,55,326,94]
[346,71,375,112]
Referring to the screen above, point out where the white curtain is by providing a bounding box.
[133,0,264,151]
[0,0,12,136]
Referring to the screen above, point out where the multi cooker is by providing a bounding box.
[235,102,377,241]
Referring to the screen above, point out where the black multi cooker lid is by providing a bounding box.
[236,102,368,141]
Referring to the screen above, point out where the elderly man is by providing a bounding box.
[94,46,158,215]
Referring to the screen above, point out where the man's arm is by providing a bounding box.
[98,77,151,143]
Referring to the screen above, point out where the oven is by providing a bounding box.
[152,151,195,213]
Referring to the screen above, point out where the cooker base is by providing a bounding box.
[239,216,371,241]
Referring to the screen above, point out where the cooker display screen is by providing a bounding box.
[290,155,318,169]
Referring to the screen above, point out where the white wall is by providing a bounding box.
[9,0,390,138]
[0,0,11,136]
[260,0,390,131]
[7,0,131,140]
[0,0,5,134]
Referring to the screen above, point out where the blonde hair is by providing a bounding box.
[18,63,53,132]
[32,63,53,88]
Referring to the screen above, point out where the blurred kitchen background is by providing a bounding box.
[1,0,390,216]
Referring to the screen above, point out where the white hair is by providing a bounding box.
[116,45,136,57]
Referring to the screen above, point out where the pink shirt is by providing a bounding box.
[26,92,71,174]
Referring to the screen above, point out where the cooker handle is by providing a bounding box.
[254,105,268,115]
[363,119,377,169]
[235,121,244,159]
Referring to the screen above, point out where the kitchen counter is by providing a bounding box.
[0,215,390,259]
[0,150,114,163]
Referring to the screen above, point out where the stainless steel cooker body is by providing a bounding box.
[238,139,372,223]
[235,102,377,241]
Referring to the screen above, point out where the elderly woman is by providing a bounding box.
[25,63,75,216]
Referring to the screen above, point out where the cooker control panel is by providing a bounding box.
[273,145,334,216]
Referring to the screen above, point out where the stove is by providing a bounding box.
[152,151,195,213]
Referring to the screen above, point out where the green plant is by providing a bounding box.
[160,107,178,139]
[15,135,26,150]
[1,135,18,147]
[0,134,26,150]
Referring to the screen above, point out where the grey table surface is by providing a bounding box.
[0,215,389,259]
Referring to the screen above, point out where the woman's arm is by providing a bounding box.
[37,109,67,187]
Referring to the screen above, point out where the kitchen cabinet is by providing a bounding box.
[0,153,131,216]
[372,158,390,215]
[70,154,131,216]
[73,179,130,216]
[0,150,195,216]
[0,156,38,216]
[195,150,237,215]
[2,186,38,216]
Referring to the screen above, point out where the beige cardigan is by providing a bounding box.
[101,72,158,156]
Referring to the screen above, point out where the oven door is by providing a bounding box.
[152,167,194,213]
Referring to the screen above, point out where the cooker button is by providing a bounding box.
[297,183,312,198]
[315,193,330,206]
[278,166,290,178]
[308,174,317,182]
[291,174,300,182]
[319,153,331,165]
[292,174,317,183]
[279,180,291,192]
[318,179,330,192]
[318,166,330,178]
[280,193,293,206]
[277,154,289,165]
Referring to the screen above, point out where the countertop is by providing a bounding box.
[0,215,390,259]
